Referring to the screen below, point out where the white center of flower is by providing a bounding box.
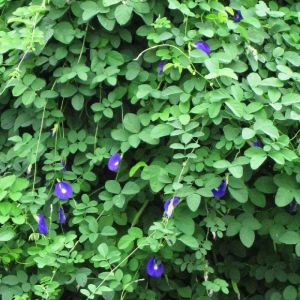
[114,161,119,166]
[153,264,158,270]
[166,199,174,217]
[59,184,67,194]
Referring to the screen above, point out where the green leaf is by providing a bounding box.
[106,51,124,66]
[186,194,201,212]
[150,124,173,139]
[283,286,297,300]
[279,231,300,245]
[179,234,198,249]
[81,1,100,21]
[213,160,230,169]
[72,94,84,111]
[122,182,140,195]
[0,227,15,242]
[118,235,134,249]
[242,128,256,140]
[282,93,300,105]
[239,227,255,248]
[229,187,248,203]
[123,113,141,133]
[101,226,117,236]
[228,165,243,178]
[54,22,75,44]
[136,84,152,99]
[0,175,16,190]
[115,4,132,25]
[97,243,108,257]
[259,77,283,87]
[275,187,293,207]
[253,119,279,139]
[105,180,121,194]
[21,90,36,106]
[103,0,121,7]
[162,86,183,96]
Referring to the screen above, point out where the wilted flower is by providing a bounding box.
[252,139,262,148]
[212,179,227,198]
[54,181,73,200]
[164,196,180,218]
[108,153,122,171]
[36,214,48,235]
[158,60,167,75]
[26,164,32,175]
[228,9,243,22]
[58,207,66,224]
[61,160,67,172]
[146,257,164,277]
[50,123,59,137]
[19,52,31,61]
[194,41,211,55]
[287,199,297,214]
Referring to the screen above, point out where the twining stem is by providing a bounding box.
[134,43,207,80]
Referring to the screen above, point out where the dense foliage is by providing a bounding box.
[0,0,300,299]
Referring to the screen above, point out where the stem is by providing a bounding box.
[78,22,89,63]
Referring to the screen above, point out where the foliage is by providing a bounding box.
[0,0,300,299]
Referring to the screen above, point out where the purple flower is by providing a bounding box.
[212,179,227,198]
[54,181,73,200]
[58,207,66,224]
[252,139,262,148]
[37,214,48,235]
[108,153,122,171]
[164,196,180,218]
[229,9,243,22]
[158,60,167,75]
[146,257,164,278]
[194,41,211,55]
[287,199,297,214]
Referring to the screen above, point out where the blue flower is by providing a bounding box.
[37,214,48,235]
[58,207,66,224]
[158,60,167,75]
[287,199,297,214]
[54,181,73,200]
[252,139,262,148]
[146,257,164,277]
[229,9,243,22]
[194,41,211,55]
[164,196,180,218]
[108,153,122,171]
[212,179,227,198]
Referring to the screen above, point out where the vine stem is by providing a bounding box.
[32,80,57,192]
[78,22,89,63]
[0,0,47,96]
[86,245,140,299]
[134,43,209,80]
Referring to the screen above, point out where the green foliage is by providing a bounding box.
[0,0,300,299]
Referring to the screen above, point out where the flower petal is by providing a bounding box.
[158,60,167,75]
[212,179,227,198]
[252,139,262,148]
[58,207,66,224]
[164,196,180,218]
[146,257,164,277]
[194,41,211,54]
[37,214,48,235]
[54,181,73,200]
[108,153,122,171]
